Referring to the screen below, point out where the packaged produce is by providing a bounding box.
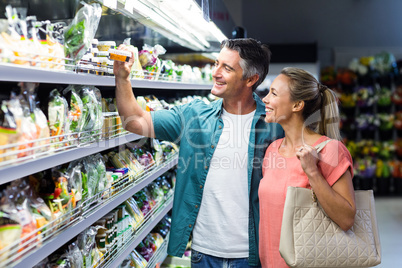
[31,169,72,221]
[77,226,98,268]
[124,197,144,229]
[0,100,18,162]
[150,139,163,165]
[91,154,107,197]
[148,182,164,204]
[48,88,68,147]
[135,241,154,262]
[79,86,103,141]
[19,82,50,154]
[97,41,116,52]
[33,106,50,153]
[139,44,166,68]
[129,249,148,268]
[160,140,179,160]
[26,186,53,230]
[0,209,22,262]
[66,161,83,207]
[130,146,155,169]
[1,6,64,69]
[80,157,100,202]
[153,215,171,238]
[3,179,40,252]
[5,93,38,158]
[133,190,152,215]
[139,234,158,260]
[131,48,144,79]
[155,176,173,196]
[64,2,102,62]
[158,60,176,81]
[92,87,104,139]
[63,85,84,141]
[150,232,164,248]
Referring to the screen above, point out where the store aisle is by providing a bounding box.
[375,197,402,267]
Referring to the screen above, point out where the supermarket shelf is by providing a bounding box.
[105,199,173,268]
[0,132,143,184]
[12,155,178,268]
[0,63,212,90]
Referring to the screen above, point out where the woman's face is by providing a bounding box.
[262,74,295,124]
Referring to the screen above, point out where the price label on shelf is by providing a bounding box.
[124,0,135,13]
[103,0,117,9]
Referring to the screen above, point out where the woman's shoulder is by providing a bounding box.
[319,136,353,165]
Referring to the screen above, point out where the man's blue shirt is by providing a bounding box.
[151,93,284,266]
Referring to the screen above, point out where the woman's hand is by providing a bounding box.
[113,44,135,81]
[296,144,320,176]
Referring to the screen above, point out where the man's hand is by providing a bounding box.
[113,44,135,81]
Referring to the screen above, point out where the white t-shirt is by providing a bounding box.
[191,108,255,258]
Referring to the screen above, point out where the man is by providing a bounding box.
[114,38,284,267]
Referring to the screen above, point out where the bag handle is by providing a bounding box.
[314,139,333,153]
[310,138,334,203]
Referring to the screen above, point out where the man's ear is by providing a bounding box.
[293,100,304,112]
[247,74,259,88]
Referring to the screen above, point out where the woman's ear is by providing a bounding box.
[293,100,304,112]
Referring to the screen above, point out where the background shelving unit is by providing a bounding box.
[0,62,189,267]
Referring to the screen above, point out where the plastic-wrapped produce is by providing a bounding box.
[129,249,148,268]
[26,186,53,230]
[64,2,102,62]
[48,88,68,147]
[125,197,144,230]
[155,176,173,196]
[150,232,164,248]
[153,215,171,238]
[80,157,100,201]
[135,241,154,262]
[63,85,84,141]
[91,86,104,140]
[0,205,22,262]
[3,179,39,252]
[91,154,107,197]
[148,182,164,204]
[133,190,152,215]
[77,226,98,268]
[79,86,103,142]
[160,140,179,160]
[0,100,18,162]
[130,146,155,169]
[66,161,83,207]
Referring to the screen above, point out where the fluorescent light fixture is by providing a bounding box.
[126,0,228,51]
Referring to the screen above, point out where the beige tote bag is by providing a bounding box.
[279,140,381,267]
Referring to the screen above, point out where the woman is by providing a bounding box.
[258,67,356,268]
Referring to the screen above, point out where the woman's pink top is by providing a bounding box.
[258,136,354,268]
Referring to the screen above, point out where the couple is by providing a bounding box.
[114,38,356,268]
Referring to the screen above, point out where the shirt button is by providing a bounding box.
[195,205,198,208]
[200,185,203,189]
[189,224,192,228]
[218,125,222,129]
[211,145,215,149]
[205,166,208,169]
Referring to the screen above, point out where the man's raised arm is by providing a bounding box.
[113,45,155,138]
